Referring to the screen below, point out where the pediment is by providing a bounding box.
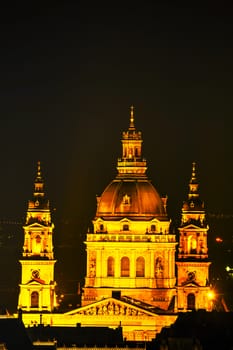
[150,218,161,224]
[181,224,201,230]
[119,218,130,223]
[65,297,157,317]
[26,278,45,285]
[24,222,45,229]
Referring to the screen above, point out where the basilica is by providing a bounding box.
[17,108,214,341]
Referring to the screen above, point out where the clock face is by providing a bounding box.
[187,271,196,281]
[32,270,40,279]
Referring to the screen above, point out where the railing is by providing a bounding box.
[57,348,146,350]
[86,234,176,243]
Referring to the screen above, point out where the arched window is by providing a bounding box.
[33,235,42,255]
[31,291,39,308]
[121,256,130,277]
[136,257,145,277]
[107,257,114,277]
[191,238,197,253]
[188,236,197,254]
[36,235,41,243]
[151,224,156,232]
[187,293,195,310]
[99,224,104,231]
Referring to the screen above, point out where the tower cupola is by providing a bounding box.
[117,106,147,177]
[181,162,205,223]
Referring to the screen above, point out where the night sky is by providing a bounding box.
[0,3,233,310]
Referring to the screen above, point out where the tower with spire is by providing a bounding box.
[176,162,213,311]
[18,161,57,312]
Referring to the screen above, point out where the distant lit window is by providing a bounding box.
[136,257,145,277]
[107,257,114,277]
[121,256,130,277]
[123,224,129,231]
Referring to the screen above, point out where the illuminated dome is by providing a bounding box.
[96,178,166,219]
[95,107,167,220]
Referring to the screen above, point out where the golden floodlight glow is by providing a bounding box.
[17,110,217,340]
[207,290,215,300]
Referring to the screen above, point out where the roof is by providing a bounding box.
[96,179,167,220]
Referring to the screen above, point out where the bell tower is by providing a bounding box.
[18,161,57,312]
[176,162,213,311]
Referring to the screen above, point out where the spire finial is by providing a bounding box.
[191,162,196,181]
[34,160,44,196]
[129,105,135,129]
[37,160,41,177]
[35,160,43,183]
[189,161,198,192]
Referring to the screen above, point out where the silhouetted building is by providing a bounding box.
[0,317,32,350]
[28,325,123,348]
[153,310,233,350]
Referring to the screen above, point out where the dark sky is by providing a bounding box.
[0,3,233,303]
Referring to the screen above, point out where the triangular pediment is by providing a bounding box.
[180,224,203,230]
[65,297,157,317]
[119,218,130,223]
[26,278,46,285]
[24,222,46,229]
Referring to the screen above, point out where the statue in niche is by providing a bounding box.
[155,257,164,278]
[89,251,96,277]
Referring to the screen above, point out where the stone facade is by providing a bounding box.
[18,108,214,340]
